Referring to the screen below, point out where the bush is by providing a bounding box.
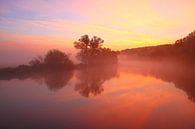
[44,49,73,68]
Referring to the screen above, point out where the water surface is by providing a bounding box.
[0,60,195,129]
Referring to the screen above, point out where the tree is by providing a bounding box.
[90,36,104,49]
[74,35,104,64]
[74,35,90,50]
[29,56,43,67]
[44,49,73,68]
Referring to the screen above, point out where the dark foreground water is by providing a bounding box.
[0,60,195,129]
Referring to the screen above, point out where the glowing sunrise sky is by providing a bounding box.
[0,0,195,65]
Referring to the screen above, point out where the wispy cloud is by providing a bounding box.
[0,0,195,50]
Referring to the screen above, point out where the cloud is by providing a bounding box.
[0,0,195,50]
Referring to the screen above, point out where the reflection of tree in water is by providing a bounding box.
[75,65,118,97]
[0,64,118,97]
[154,70,195,102]
[44,70,73,91]
[0,67,74,91]
[124,61,195,102]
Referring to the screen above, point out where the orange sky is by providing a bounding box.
[0,0,195,65]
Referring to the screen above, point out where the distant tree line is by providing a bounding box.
[174,31,195,61]
[121,30,195,62]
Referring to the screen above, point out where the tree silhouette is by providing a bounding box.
[74,35,104,65]
[74,35,90,50]
[74,35,90,64]
[90,36,104,49]
[122,30,195,63]
[29,56,44,67]
[174,30,195,61]
[28,49,74,69]
[74,35,117,65]
[44,49,73,68]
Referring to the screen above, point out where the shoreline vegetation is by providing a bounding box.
[121,31,195,65]
[0,32,194,99]
[0,35,118,74]
[0,30,195,77]
[0,35,119,97]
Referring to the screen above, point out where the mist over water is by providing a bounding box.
[0,57,195,129]
[1,0,195,128]
[0,43,76,67]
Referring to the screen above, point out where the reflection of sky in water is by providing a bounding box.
[0,61,195,129]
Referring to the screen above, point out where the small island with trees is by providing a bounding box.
[0,31,194,98]
[0,35,118,83]
[0,35,118,97]
[1,30,195,80]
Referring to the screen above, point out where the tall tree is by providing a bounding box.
[74,35,104,64]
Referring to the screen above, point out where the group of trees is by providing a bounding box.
[121,44,172,60]
[29,49,74,69]
[74,35,118,65]
[0,34,118,96]
[173,30,195,60]
[29,35,118,69]
[122,30,195,62]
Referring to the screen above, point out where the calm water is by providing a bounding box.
[0,60,195,129]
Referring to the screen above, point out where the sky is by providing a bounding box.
[0,0,195,65]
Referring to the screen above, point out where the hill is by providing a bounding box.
[121,31,195,62]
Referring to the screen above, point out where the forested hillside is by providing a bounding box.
[121,31,195,62]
